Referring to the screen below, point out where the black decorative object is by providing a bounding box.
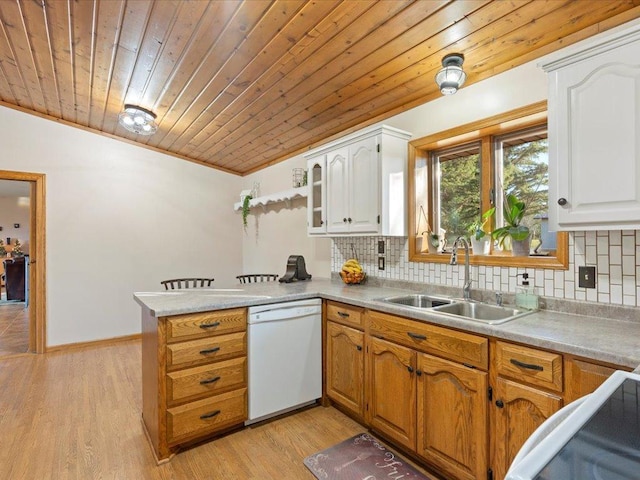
[279,255,312,283]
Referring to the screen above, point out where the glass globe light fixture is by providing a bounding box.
[435,53,467,95]
[118,104,158,135]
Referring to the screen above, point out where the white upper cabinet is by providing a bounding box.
[304,125,412,236]
[543,23,640,230]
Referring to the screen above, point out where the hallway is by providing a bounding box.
[0,296,29,356]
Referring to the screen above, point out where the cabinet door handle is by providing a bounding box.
[416,370,422,376]
[199,347,221,355]
[557,197,567,206]
[343,217,347,223]
[356,345,362,351]
[320,220,324,225]
[407,332,427,340]
[200,376,221,385]
[407,366,414,373]
[200,410,221,420]
[199,321,221,329]
[510,358,544,371]
[495,400,504,408]
[337,311,350,318]
[348,217,352,223]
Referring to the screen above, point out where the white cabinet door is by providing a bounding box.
[326,147,350,233]
[348,135,380,233]
[307,155,326,234]
[304,124,411,236]
[545,28,640,230]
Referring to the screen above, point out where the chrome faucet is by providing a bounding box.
[450,236,471,300]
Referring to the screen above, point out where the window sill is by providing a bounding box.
[409,233,569,270]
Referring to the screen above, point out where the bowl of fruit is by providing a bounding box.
[340,258,366,284]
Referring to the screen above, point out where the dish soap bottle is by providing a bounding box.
[515,273,539,310]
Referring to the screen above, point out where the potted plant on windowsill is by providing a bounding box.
[492,193,530,256]
[467,207,495,255]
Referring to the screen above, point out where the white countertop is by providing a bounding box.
[134,278,640,369]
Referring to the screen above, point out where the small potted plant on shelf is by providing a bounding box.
[491,193,531,256]
[0,239,5,257]
[467,207,495,255]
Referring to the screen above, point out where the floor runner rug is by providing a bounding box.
[304,432,439,480]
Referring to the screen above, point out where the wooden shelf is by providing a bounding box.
[233,186,308,211]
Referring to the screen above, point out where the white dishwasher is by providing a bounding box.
[246,298,322,425]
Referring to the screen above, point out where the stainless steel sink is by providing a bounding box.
[378,294,452,309]
[432,301,534,325]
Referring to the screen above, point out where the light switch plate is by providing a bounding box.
[378,240,385,254]
[378,256,385,270]
[578,266,596,289]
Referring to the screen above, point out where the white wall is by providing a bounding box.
[0,196,30,252]
[242,157,331,279]
[0,107,242,346]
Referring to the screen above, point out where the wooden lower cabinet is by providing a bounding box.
[324,308,630,480]
[418,354,488,480]
[326,321,365,418]
[367,336,416,450]
[565,357,619,403]
[367,334,488,480]
[141,307,248,463]
[491,377,562,480]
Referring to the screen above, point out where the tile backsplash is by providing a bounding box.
[332,231,640,308]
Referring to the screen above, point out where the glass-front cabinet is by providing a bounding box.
[307,155,326,234]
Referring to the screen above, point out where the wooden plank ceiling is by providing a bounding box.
[0,0,638,176]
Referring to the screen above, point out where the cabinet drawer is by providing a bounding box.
[326,301,364,329]
[167,332,246,370]
[495,341,563,392]
[368,310,488,370]
[167,387,247,444]
[167,356,247,404]
[166,308,246,343]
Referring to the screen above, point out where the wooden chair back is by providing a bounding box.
[236,274,279,284]
[161,278,215,290]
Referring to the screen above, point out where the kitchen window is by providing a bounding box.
[409,101,568,269]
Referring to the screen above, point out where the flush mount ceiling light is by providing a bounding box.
[118,104,158,135]
[435,53,467,95]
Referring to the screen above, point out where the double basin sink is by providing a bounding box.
[378,294,534,325]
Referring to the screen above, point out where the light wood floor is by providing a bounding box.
[0,297,29,357]
[0,339,434,479]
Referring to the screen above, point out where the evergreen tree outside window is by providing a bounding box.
[495,126,548,249]
[433,142,481,246]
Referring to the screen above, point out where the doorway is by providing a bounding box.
[0,170,46,354]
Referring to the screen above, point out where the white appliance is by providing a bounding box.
[507,370,640,480]
[246,298,322,425]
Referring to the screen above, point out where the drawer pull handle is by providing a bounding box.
[199,347,221,355]
[407,332,427,340]
[200,322,221,329]
[356,345,362,351]
[510,358,544,371]
[200,376,221,385]
[337,311,350,318]
[495,400,504,408]
[407,366,414,373]
[200,410,221,420]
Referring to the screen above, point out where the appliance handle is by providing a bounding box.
[249,305,321,323]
